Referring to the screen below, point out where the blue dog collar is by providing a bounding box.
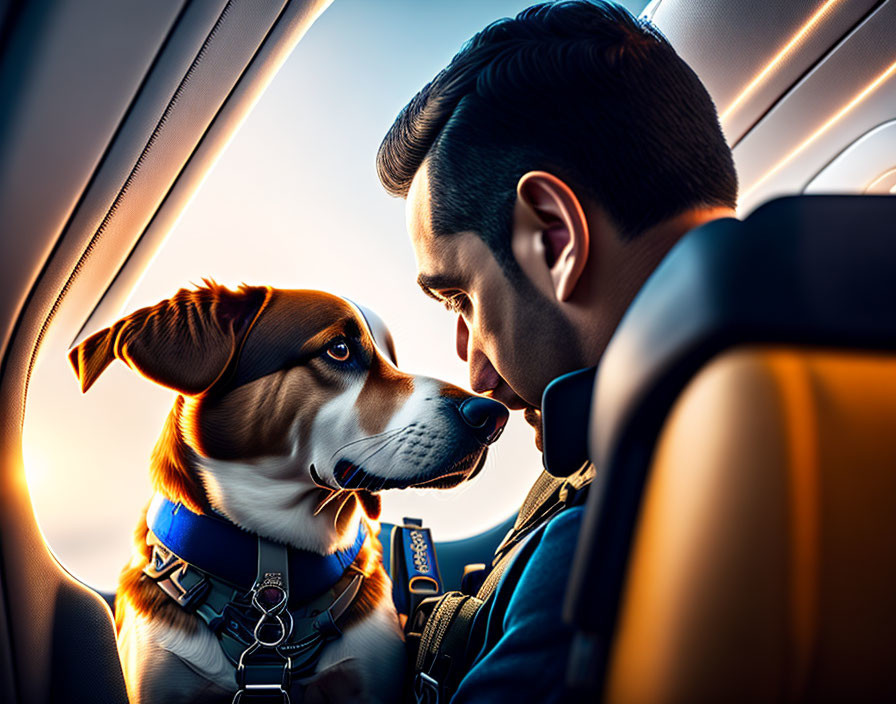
[147,495,367,602]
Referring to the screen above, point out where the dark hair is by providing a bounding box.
[377,0,737,272]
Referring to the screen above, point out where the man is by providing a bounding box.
[377,1,737,701]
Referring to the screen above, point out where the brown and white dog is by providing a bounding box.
[69,282,508,704]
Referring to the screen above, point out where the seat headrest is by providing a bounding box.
[591,194,896,475]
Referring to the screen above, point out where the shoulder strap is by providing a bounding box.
[492,463,594,565]
[516,470,566,530]
[408,463,596,704]
[410,519,549,704]
[412,592,483,704]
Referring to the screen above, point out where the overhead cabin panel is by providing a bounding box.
[0,0,187,358]
[39,0,294,351]
[733,1,896,212]
[804,120,896,193]
[649,0,879,144]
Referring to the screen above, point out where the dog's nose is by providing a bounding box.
[459,397,509,445]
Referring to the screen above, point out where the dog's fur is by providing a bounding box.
[70,283,496,703]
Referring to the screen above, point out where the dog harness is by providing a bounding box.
[143,495,368,703]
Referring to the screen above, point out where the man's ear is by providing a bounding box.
[68,281,270,395]
[515,171,590,302]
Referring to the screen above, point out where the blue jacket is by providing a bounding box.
[450,505,584,704]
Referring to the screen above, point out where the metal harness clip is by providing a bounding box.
[232,541,295,704]
[415,671,441,704]
[144,544,210,612]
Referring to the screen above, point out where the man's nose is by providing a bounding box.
[458,396,509,445]
[469,351,502,396]
[456,315,502,394]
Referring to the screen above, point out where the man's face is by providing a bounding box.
[406,162,585,412]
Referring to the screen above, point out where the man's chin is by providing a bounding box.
[523,406,543,452]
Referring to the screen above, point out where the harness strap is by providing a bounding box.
[257,539,290,595]
[232,536,294,702]
[410,531,540,704]
[314,572,363,638]
[516,470,566,530]
[492,463,594,564]
[413,593,483,704]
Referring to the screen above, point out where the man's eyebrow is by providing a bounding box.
[416,273,457,300]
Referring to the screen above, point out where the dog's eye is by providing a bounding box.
[326,339,351,362]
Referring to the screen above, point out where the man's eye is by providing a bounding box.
[326,339,351,362]
[442,292,470,315]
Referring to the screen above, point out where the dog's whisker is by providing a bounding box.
[360,472,376,492]
[334,492,356,530]
[353,443,392,474]
[328,426,407,461]
[313,488,346,516]
[331,432,404,488]
[356,431,402,462]
[341,434,404,486]
[356,462,384,493]
[353,430,407,470]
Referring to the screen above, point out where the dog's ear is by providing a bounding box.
[68,282,270,394]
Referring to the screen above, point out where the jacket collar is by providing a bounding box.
[540,366,597,477]
[146,495,366,602]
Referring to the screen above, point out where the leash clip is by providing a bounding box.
[249,570,293,648]
[231,540,295,703]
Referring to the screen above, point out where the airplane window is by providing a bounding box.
[22,0,561,591]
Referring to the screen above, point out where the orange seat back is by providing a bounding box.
[606,348,896,702]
